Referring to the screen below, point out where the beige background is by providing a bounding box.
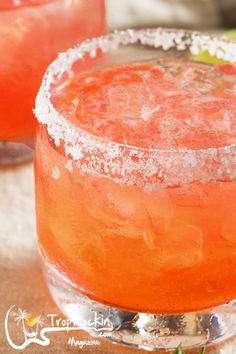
[107,0,221,30]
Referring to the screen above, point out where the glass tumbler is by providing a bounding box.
[0,0,105,166]
[34,29,236,351]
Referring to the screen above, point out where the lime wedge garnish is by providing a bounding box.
[190,29,236,64]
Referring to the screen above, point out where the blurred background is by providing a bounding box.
[107,0,236,31]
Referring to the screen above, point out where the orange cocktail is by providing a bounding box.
[35,29,236,350]
[0,0,105,165]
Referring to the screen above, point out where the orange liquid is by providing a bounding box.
[0,0,105,141]
[35,61,236,313]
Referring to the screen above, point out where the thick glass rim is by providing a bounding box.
[35,28,236,188]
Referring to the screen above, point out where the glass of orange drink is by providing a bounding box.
[34,29,236,351]
[0,0,105,166]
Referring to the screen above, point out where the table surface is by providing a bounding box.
[0,163,236,354]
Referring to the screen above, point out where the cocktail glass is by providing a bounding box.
[0,0,105,166]
[34,29,236,351]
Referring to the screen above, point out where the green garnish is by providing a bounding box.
[157,59,165,67]
[174,344,184,354]
[174,344,205,354]
[198,348,205,354]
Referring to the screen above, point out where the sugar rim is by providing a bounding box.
[35,28,236,188]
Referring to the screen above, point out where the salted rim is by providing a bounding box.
[34,28,236,188]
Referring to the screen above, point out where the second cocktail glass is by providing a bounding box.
[34,29,236,350]
[0,0,105,165]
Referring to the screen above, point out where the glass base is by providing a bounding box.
[43,258,236,351]
[0,140,34,166]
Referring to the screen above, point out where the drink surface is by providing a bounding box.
[52,59,236,149]
[0,0,105,141]
[35,59,236,313]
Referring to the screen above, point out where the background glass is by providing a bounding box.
[0,0,105,166]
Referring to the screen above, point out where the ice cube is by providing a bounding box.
[145,189,173,222]
[156,222,204,270]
